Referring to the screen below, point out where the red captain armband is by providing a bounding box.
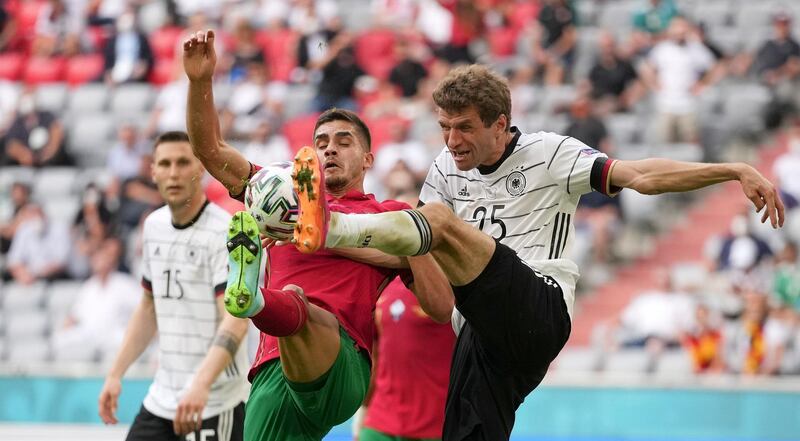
[590,157,622,196]
[230,162,261,202]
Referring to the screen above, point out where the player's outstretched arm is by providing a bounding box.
[610,159,785,228]
[173,297,248,435]
[183,29,252,196]
[407,255,454,324]
[99,292,158,425]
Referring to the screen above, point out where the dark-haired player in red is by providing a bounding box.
[356,278,456,441]
[183,30,452,441]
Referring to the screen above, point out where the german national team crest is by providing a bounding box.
[506,171,526,196]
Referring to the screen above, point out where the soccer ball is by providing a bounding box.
[244,162,299,240]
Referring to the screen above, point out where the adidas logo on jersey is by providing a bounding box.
[458,185,470,197]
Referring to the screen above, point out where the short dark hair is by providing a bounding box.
[432,64,512,130]
[314,108,372,151]
[153,131,191,151]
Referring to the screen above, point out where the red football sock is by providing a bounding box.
[250,288,308,337]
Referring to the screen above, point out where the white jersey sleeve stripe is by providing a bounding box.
[547,136,571,169]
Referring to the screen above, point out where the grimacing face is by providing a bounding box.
[438,106,507,171]
[313,120,373,193]
[151,141,205,208]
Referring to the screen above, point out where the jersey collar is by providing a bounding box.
[327,190,374,202]
[172,199,210,230]
[477,126,521,175]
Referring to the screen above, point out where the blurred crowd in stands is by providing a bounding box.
[0,0,799,375]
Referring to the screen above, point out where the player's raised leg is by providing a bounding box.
[292,145,493,287]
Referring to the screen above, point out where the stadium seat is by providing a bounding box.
[2,282,46,310]
[607,114,642,144]
[284,84,315,119]
[539,85,577,115]
[554,348,603,372]
[0,52,26,80]
[693,0,733,28]
[138,0,169,34]
[365,115,410,153]
[65,54,105,86]
[42,197,80,224]
[722,83,771,133]
[34,83,68,113]
[487,27,518,59]
[598,0,637,31]
[52,335,99,363]
[5,312,49,340]
[734,1,782,29]
[355,29,397,80]
[149,58,177,85]
[604,349,655,373]
[110,83,155,115]
[7,339,50,363]
[260,29,299,82]
[15,0,47,44]
[68,112,116,163]
[654,350,695,377]
[283,113,321,153]
[33,167,78,199]
[0,166,35,195]
[47,281,81,314]
[67,83,110,112]
[23,57,67,85]
[149,26,183,61]
[708,27,742,56]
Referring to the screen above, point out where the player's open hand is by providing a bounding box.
[98,377,121,425]
[738,164,785,228]
[183,29,217,82]
[174,383,209,435]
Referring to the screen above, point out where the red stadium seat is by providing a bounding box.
[487,27,518,58]
[149,26,184,61]
[149,58,176,85]
[260,29,298,82]
[364,115,409,153]
[283,113,321,154]
[65,54,104,85]
[507,2,541,32]
[15,0,47,46]
[0,52,27,80]
[355,29,397,80]
[23,56,66,84]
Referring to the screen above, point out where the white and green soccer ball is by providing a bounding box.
[244,162,299,240]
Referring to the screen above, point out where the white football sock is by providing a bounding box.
[326,210,432,256]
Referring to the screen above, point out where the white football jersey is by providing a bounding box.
[140,202,249,420]
[420,128,618,325]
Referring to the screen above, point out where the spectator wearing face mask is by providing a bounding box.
[102,9,154,85]
[2,90,72,167]
[5,204,71,284]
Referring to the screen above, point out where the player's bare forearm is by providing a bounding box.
[613,159,745,194]
[186,79,251,196]
[191,299,249,389]
[107,293,158,380]
[408,255,454,324]
[330,247,409,269]
[612,159,784,227]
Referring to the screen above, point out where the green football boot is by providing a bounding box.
[224,211,265,318]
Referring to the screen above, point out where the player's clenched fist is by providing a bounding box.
[98,377,122,425]
[183,29,217,82]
